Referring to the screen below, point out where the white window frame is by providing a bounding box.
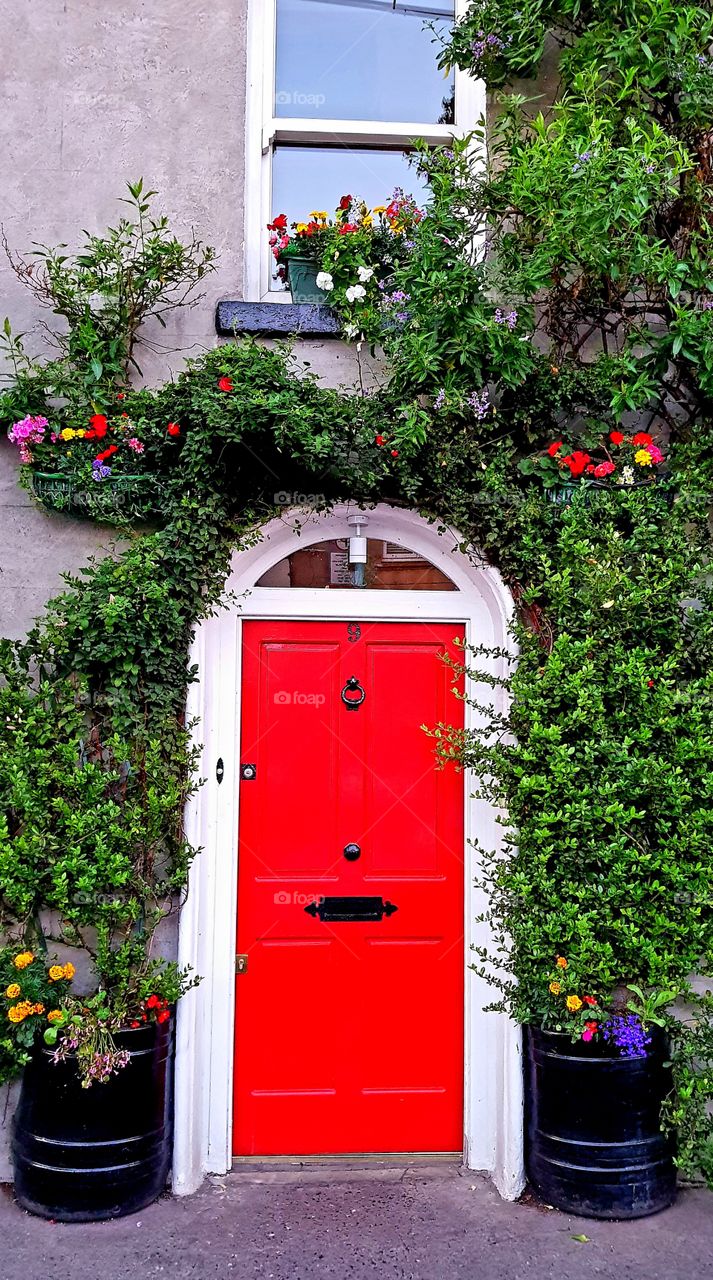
[243,0,485,301]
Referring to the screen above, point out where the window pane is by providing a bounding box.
[271,144,428,221]
[275,0,455,124]
[257,539,458,590]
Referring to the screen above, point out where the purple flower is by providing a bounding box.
[467,388,490,420]
[91,464,112,481]
[8,414,48,446]
[495,308,518,330]
[434,389,446,411]
[572,150,593,173]
[601,1014,651,1059]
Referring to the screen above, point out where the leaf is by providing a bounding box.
[571,1234,590,1243]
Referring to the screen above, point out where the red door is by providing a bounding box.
[233,620,465,1156]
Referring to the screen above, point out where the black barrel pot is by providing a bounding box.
[525,1025,676,1220]
[12,1018,174,1222]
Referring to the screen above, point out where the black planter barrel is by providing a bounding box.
[12,1019,174,1222]
[525,1025,676,1219]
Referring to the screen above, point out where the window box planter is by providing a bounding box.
[283,256,331,306]
[31,471,166,520]
[12,1018,174,1222]
[525,1025,676,1219]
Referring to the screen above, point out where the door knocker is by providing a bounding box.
[341,676,366,711]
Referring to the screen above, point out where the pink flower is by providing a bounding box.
[593,460,615,478]
[8,415,48,447]
[127,437,145,454]
[648,444,664,464]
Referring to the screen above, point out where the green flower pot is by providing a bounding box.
[285,256,330,305]
[31,471,165,520]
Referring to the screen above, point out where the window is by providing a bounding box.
[244,0,483,300]
[256,539,458,589]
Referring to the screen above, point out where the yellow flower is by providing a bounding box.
[549,981,561,995]
[634,448,652,466]
[362,215,373,228]
[566,995,583,1012]
[47,1009,63,1024]
[48,965,65,981]
[59,428,76,441]
[295,222,308,234]
[372,205,387,214]
[8,1001,33,1023]
[556,956,568,969]
[310,210,328,220]
[5,984,20,999]
[14,952,34,970]
[62,963,76,980]
[76,429,86,438]
[32,1003,45,1015]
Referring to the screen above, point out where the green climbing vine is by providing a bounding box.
[0,0,712,1179]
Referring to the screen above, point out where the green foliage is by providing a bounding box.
[0,180,216,433]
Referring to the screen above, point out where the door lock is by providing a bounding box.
[343,843,361,861]
[235,954,249,974]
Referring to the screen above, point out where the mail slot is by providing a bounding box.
[304,896,398,922]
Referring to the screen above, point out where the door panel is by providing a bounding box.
[233,620,465,1156]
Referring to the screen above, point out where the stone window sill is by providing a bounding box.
[216,301,341,338]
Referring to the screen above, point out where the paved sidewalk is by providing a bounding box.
[2,1165,712,1280]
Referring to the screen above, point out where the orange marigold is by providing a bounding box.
[548,981,561,995]
[5,984,20,999]
[62,963,76,980]
[8,1000,33,1023]
[47,1010,63,1024]
[556,956,568,969]
[14,952,34,970]
[48,965,65,982]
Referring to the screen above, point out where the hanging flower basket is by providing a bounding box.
[31,471,166,520]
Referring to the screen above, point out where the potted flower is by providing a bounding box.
[3,945,197,1222]
[267,191,422,336]
[525,965,676,1219]
[6,400,182,520]
[520,428,667,502]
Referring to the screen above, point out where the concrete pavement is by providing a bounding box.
[2,1165,712,1280]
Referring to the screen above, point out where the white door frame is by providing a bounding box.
[173,503,525,1200]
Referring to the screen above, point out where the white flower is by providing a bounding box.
[357,266,374,283]
[316,271,334,292]
[345,284,367,303]
[621,465,635,485]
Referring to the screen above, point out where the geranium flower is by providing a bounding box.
[345,284,367,303]
[339,195,352,211]
[561,450,591,477]
[547,441,563,457]
[357,266,374,283]
[167,422,181,437]
[89,414,108,437]
[375,435,385,446]
[648,444,664,464]
[316,271,334,292]
[267,214,288,231]
[610,430,625,445]
[594,460,615,478]
[632,431,653,447]
[218,377,234,392]
[583,995,597,1007]
[582,1020,598,1042]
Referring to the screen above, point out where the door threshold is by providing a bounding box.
[232,1152,463,1169]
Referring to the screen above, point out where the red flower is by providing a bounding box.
[117,392,125,401]
[89,414,108,438]
[583,996,597,1007]
[647,678,655,688]
[391,449,399,457]
[96,445,118,462]
[632,431,653,447]
[375,435,385,446]
[130,1020,141,1028]
[547,441,563,457]
[146,994,160,1010]
[218,376,233,392]
[167,422,181,436]
[267,214,288,231]
[610,430,625,445]
[339,195,352,211]
[157,1009,171,1024]
[562,450,591,477]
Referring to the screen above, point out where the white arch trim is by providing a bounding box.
[173,504,525,1200]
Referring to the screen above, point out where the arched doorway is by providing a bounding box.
[173,504,523,1199]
